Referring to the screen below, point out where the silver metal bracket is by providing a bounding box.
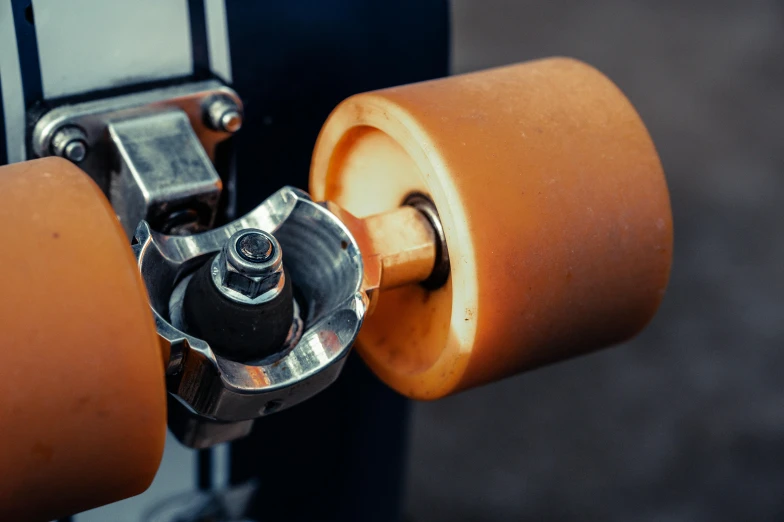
[134,187,368,448]
[31,80,241,236]
[108,109,222,236]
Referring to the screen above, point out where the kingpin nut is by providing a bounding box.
[211,229,284,302]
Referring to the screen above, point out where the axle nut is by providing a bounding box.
[213,229,284,303]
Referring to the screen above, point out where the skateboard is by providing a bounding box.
[0,58,672,521]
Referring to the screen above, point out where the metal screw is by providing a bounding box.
[212,228,284,302]
[205,96,243,133]
[50,126,88,163]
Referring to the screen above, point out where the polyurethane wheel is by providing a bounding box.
[0,158,166,522]
[310,57,673,399]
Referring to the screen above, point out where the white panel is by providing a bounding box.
[205,0,232,82]
[0,0,27,162]
[33,0,193,99]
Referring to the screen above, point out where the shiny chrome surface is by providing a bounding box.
[109,109,222,237]
[134,187,367,436]
[31,80,239,223]
[212,228,285,304]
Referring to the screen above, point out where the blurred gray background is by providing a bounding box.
[406,1,784,521]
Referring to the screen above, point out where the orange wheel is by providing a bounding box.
[310,58,673,399]
[0,158,166,521]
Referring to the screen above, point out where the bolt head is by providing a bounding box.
[213,229,284,301]
[64,140,87,163]
[50,125,89,164]
[220,109,243,133]
[205,96,243,133]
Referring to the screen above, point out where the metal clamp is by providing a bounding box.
[32,81,242,237]
[134,187,367,447]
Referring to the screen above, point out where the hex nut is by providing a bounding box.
[213,229,284,302]
[222,260,283,299]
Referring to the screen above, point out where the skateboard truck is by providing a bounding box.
[134,186,449,447]
[32,78,452,448]
[19,58,672,453]
[135,188,359,447]
[0,58,674,520]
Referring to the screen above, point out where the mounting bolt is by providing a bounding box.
[205,96,243,133]
[212,229,284,301]
[50,126,88,163]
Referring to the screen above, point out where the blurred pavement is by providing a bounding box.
[406,2,784,520]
